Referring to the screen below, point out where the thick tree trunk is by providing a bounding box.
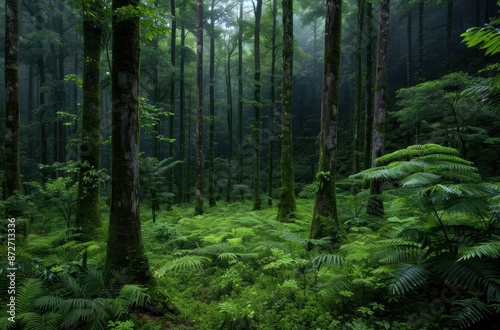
[252,0,263,211]
[277,0,296,221]
[367,0,390,217]
[76,0,103,238]
[208,0,216,207]
[194,0,205,216]
[4,0,22,199]
[105,0,153,286]
[310,0,341,240]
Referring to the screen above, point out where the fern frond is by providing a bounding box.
[459,242,500,261]
[312,254,346,269]
[319,274,352,297]
[118,284,150,308]
[389,264,430,295]
[401,172,442,188]
[163,255,211,273]
[32,295,64,312]
[453,298,493,329]
[17,279,44,313]
[375,144,459,165]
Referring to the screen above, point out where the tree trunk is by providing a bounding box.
[252,0,263,211]
[76,0,103,238]
[208,0,216,207]
[178,22,186,203]
[237,0,244,200]
[194,0,205,216]
[416,0,424,82]
[352,0,364,194]
[367,0,390,217]
[168,0,176,196]
[310,0,342,240]
[277,0,296,221]
[4,0,22,199]
[268,0,277,207]
[105,0,154,286]
[225,41,235,203]
[363,0,374,172]
[406,11,412,87]
[445,0,453,72]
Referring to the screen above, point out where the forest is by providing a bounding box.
[2,0,500,329]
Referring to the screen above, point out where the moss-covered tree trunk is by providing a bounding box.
[104,0,154,286]
[310,0,342,240]
[252,0,263,211]
[194,0,205,216]
[277,0,296,221]
[367,0,390,217]
[4,0,22,200]
[208,0,216,207]
[76,0,103,238]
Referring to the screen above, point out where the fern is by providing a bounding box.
[389,264,430,295]
[453,298,493,329]
[312,254,346,269]
[459,242,500,261]
[161,255,211,274]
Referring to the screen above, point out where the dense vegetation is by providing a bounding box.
[2,0,500,329]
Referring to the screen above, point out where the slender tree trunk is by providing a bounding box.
[38,58,48,169]
[363,0,374,172]
[278,0,296,221]
[105,0,154,286]
[76,0,103,238]
[367,0,390,217]
[178,22,186,203]
[208,0,216,207]
[237,0,244,199]
[406,11,412,87]
[416,0,424,82]
[252,0,263,211]
[194,0,205,216]
[268,0,277,207]
[352,0,364,194]
[445,0,453,72]
[225,43,235,203]
[310,0,342,240]
[169,0,176,195]
[28,64,35,160]
[4,0,22,199]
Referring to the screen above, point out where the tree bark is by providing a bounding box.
[363,0,374,172]
[105,0,154,286]
[168,0,176,196]
[252,0,263,211]
[225,39,235,203]
[268,0,277,207]
[208,0,216,207]
[178,22,186,203]
[76,0,103,238]
[310,0,342,240]
[416,0,424,82]
[4,0,22,200]
[277,0,296,221]
[445,0,453,72]
[367,0,390,217]
[237,0,244,200]
[194,0,205,216]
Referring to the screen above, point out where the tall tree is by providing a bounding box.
[367,0,390,217]
[208,0,216,206]
[416,0,424,81]
[277,0,296,221]
[178,21,186,203]
[4,0,22,200]
[168,0,176,195]
[267,0,277,207]
[194,0,205,216]
[445,0,453,72]
[75,0,103,237]
[237,0,244,199]
[352,0,365,190]
[104,0,154,285]
[252,0,263,211]
[309,0,342,240]
[225,32,236,203]
[363,0,374,171]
